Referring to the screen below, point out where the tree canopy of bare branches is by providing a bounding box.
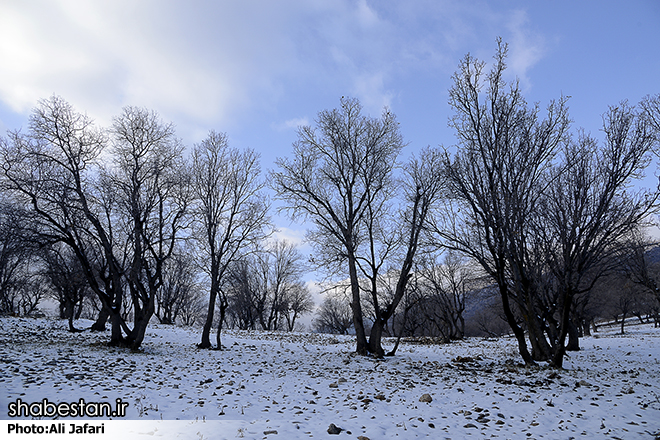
[191,131,270,349]
[224,239,313,332]
[537,103,658,367]
[272,97,403,355]
[273,97,444,356]
[436,40,571,365]
[1,96,189,349]
[437,40,659,368]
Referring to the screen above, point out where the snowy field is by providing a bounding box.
[1,317,659,439]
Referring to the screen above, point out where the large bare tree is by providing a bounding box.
[1,97,189,349]
[105,105,190,349]
[539,103,658,367]
[0,96,128,342]
[436,40,571,365]
[273,97,442,356]
[272,97,403,355]
[357,146,446,356]
[191,131,269,349]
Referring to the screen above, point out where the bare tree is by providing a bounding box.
[435,40,571,365]
[260,239,312,331]
[225,257,262,330]
[0,96,129,343]
[274,97,440,356]
[357,147,446,356]
[621,230,659,293]
[538,102,658,367]
[0,199,38,316]
[41,243,91,331]
[273,97,402,354]
[280,281,314,331]
[104,105,190,349]
[264,240,293,329]
[155,244,200,325]
[313,286,354,335]
[620,230,660,326]
[415,251,477,341]
[1,97,189,349]
[191,131,269,349]
[177,288,207,327]
[224,239,313,331]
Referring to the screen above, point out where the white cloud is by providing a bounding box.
[0,0,546,139]
[272,117,310,132]
[271,226,307,247]
[506,9,546,90]
[355,0,380,28]
[0,0,303,128]
[352,72,394,114]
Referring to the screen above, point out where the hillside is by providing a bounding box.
[1,317,659,439]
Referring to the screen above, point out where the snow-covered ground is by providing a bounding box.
[1,317,659,439]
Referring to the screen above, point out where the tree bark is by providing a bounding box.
[526,312,552,361]
[108,309,125,346]
[200,274,219,349]
[348,255,368,355]
[500,284,535,365]
[91,307,110,331]
[566,319,580,351]
[550,291,573,368]
[368,318,386,358]
[215,296,228,350]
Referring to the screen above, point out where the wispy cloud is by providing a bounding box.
[505,9,546,90]
[271,226,307,247]
[0,0,546,137]
[352,72,394,114]
[0,0,303,128]
[272,117,310,132]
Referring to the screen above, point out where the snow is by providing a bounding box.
[1,317,659,439]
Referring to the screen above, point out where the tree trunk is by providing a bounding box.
[108,309,125,346]
[67,312,81,333]
[127,291,154,350]
[368,318,386,358]
[387,336,402,357]
[130,315,150,350]
[215,296,228,350]
[499,286,534,365]
[60,299,71,320]
[74,301,83,320]
[566,319,580,351]
[200,280,218,349]
[620,312,627,334]
[91,306,110,331]
[348,256,368,355]
[527,312,552,361]
[550,291,573,369]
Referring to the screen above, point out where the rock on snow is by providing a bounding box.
[1,317,659,439]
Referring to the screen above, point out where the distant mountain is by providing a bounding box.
[646,246,660,264]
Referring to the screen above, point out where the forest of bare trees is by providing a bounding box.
[0,40,659,367]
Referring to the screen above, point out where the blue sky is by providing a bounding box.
[1,0,659,242]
